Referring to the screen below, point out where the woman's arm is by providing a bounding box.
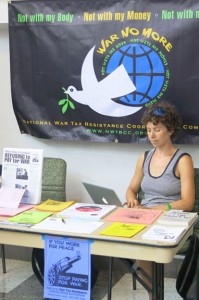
[126,153,145,208]
[152,155,195,211]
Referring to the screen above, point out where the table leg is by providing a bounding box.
[159,263,164,300]
[152,262,164,300]
[1,244,6,273]
[107,257,113,300]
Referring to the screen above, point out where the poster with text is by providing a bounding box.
[1,148,43,204]
[8,0,199,143]
[44,236,91,300]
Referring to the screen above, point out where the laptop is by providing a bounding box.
[82,182,123,207]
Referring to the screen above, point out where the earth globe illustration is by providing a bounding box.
[106,43,166,106]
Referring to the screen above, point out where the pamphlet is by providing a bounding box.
[105,208,162,224]
[0,186,32,216]
[0,186,29,208]
[35,199,75,212]
[0,204,33,217]
[9,210,52,224]
[57,203,117,221]
[1,148,43,204]
[142,225,187,243]
[157,210,198,227]
[100,222,146,238]
[32,217,104,234]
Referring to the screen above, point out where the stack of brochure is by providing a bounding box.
[156,210,198,227]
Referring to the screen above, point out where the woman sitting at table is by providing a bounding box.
[126,100,195,300]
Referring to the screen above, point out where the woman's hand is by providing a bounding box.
[126,199,140,208]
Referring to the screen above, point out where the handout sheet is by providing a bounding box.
[32,217,104,234]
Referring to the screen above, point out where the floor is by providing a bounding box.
[0,259,182,300]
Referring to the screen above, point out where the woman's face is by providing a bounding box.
[146,121,172,147]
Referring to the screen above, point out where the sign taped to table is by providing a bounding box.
[44,236,91,300]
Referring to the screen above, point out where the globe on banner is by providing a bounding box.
[106,43,166,106]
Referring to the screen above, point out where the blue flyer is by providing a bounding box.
[44,236,91,300]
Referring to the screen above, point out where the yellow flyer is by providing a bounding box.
[100,222,146,238]
[34,199,75,212]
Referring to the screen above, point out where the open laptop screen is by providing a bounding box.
[82,182,123,207]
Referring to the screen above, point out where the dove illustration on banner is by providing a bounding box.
[66,46,142,117]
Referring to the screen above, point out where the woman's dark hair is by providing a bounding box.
[141,101,182,138]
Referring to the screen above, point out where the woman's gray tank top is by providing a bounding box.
[141,149,190,208]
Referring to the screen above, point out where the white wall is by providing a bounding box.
[0,24,199,205]
[0,0,8,24]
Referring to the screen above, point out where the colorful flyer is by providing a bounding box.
[44,236,91,300]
